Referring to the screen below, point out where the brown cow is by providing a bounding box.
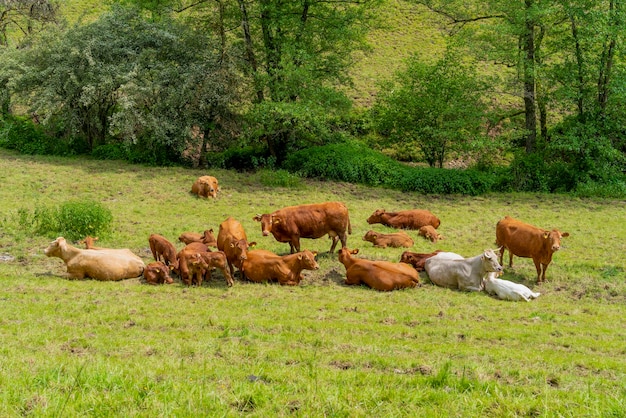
[79,236,102,249]
[144,261,174,285]
[178,229,217,247]
[217,217,255,278]
[198,251,233,287]
[191,175,220,198]
[399,250,443,272]
[367,209,440,230]
[242,249,319,286]
[148,234,179,271]
[362,230,414,248]
[253,201,351,253]
[176,242,210,285]
[495,216,570,282]
[418,225,444,243]
[338,247,420,291]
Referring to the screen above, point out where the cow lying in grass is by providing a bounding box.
[362,230,413,248]
[424,249,502,292]
[482,273,541,302]
[338,247,419,291]
[144,261,174,285]
[44,237,145,281]
[242,249,319,286]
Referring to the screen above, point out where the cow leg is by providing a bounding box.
[498,247,505,266]
[508,251,514,268]
[540,263,549,283]
[290,237,300,254]
[329,235,340,253]
[221,267,234,287]
[532,259,542,283]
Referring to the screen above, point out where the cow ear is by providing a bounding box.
[312,251,318,258]
[273,217,281,224]
[352,249,359,255]
[155,268,161,273]
[249,242,257,247]
[543,232,549,239]
[561,232,570,238]
[298,254,303,260]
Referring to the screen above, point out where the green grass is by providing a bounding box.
[0,149,625,416]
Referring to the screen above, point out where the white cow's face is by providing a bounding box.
[482,250,503,273]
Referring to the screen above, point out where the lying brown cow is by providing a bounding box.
[148,233,179,271]
[399,250,443,272]
[144,261,174,284]
[362,230,414,248]
[418,225,444,243]
[44,237,145,281]
[217,217,255,278]
[338,247,420,291]
[253,201,351,253]
[191,175,220,198]
[496,216,570,282]
[242,249,319,286]
[178,229,217,247]
[367,209,440,230]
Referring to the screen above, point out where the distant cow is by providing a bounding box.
[178,229,217,247]
[424,249,502,292]
[338,247,420,291]
[191,175,220,198]
[496,216,570,282]
[367,209,440,230]
[44,237,145,281]
[242,249,319,286]
[217,217,255,278]
[148,234,179,271]
[399,250,443,272]
[418,225,444,243]
[144,261,174,285]
[362,230,413,248]
[253,201,351,253]
[79,236,102,249]
[482,272,540,302]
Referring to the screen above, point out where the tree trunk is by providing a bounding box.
[522,0,537,154]
[237,0,263,102]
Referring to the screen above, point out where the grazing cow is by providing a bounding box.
[338,247,420,291]
[79,236,101,249]
[367,209,440,230]
[178,229,217,247]
[362,230,414,248]
[148,234,179,271]
[482,272,541,302]
[253,201,351,253]
[144,261,174,285]
[399,250,443,272]
[496,216,570,282]
[418,225,444,243]
[44,237,145,281]
[217,217,256,278]
[242,249,319,286]
[191,175,220,198]
[424,249,502,292]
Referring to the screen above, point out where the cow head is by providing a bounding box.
[201,229,217,245]
[481,249,503,273]
[338,247,359,266]
[253,214,275,236]
[544,230,570,252]
[362,230,378,242]
[44,237,66,258]
[366,209,386,224]
[230,239,252,265]
[299,250,320,270]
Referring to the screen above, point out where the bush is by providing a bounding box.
[254,169,303,188]
[396,168,495,196]
[208,146,275,171]
[0,115,73,155]
[19,200,113,240]
[574,179,626,198]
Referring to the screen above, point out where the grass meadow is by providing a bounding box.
[0,149,625,417]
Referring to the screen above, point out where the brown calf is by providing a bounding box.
[362,230,414,248]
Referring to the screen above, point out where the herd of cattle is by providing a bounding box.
[43,176,570,302]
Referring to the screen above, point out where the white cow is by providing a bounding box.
[482,273,541,301]
[425,249,502,292]
[44,237,145,281]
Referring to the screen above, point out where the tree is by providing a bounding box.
[372,52,487,167]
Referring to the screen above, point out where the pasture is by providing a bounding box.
[0,149,624,417]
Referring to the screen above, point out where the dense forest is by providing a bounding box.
[0,0,625,196]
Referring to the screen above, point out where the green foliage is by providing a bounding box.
[19,200,112,240]
[207,146,275,171]
[254,169,302,188]
[0,115,73,155]
[396,167,495,196]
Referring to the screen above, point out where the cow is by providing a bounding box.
[338,247,420,291]
[217,217,256,278]
[78,236,101,249]
[495,216,570,282]
[418,225,444,243]
[178,229,217,247]
[362,230,414,248]
[191,175,220,198]
[148,234,179,271]
[253,201,351,253]
[482,272,541,302]
[424,249,502,292]
[44,237,145,281]
[399,250,443,272]
[176,242,210,285]
[367,209,440,230]
[242,249,319,286]
[199,251,233,287]
[144,261,174,285]
[183,251,233,287]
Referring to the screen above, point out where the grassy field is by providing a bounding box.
[0,149,625,416]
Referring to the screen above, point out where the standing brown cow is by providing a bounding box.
[148,234,179,271]
[367,209,440,230]
[217,217,255,278]
[253,201,351,253]
[495,216,570,282]
[191,175,220,198]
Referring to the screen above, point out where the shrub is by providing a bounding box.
[574,179,626,198]
[0,115,72,155]
[254,169,303,188]
[396,168,495,196]
[208,146,275,171]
